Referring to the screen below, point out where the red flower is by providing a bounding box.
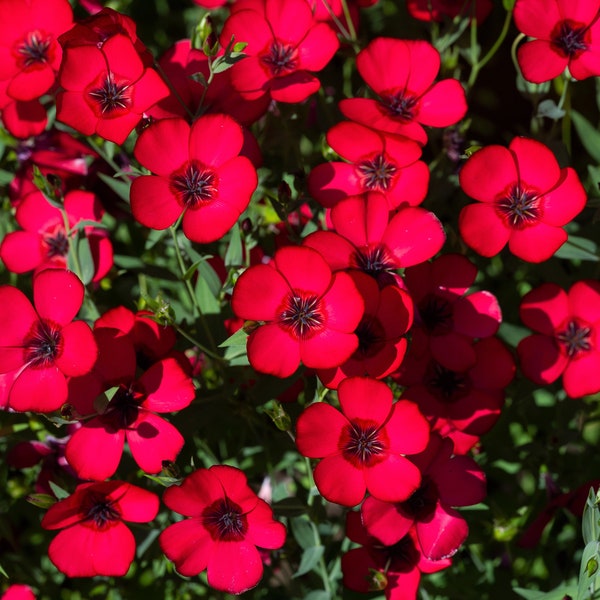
[231,245,364,378]
[342,511,450,600]
[0,0,73,102]
[56,33,168,144]
[303,192,445,286]
[309,122,429,208]
[130,115,257,243]
[0,269,97,413]
[0,189,112,283]
[65,329,195,480]
[340,38,467,145]
[220,0,339,104]
[458,137,586,262]
[517,280,600,398]
[514,0,600,83]
[1,585,36,600]
[316,271,413,389]
[361,434,486,560]
[406,0,492,24]
[296,376,430,506]
[41,480,159,577]
[0,97,47,139]
[159,465,286,594]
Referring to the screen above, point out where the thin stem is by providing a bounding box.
[87,137,128,181]
[172,322,225,362]
[561,78,572,154]
[154,60,195,121]
[340,0,357,42]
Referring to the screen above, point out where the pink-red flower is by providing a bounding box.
[159,465,286,595]
[0,584,36,600]
[221,0,339,104]
[0,269,97,413]
[56,33,168,144]
[340,38,467,145]
[0,189,112,283]
[231,245,364,378]
[514,0,600,83]
[517,280,600,398]
[296,376,430,506]
[130,114,258,244]
[458,137,587,262]
[406,0,492,24]
[309,122,429,208]
[41,480,159,577]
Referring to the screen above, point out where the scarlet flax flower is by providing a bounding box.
[41,480,159,577]
[296,376,430,506]
[159,465,286,595]
[458,136,586,262]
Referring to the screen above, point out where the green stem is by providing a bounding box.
[339,0,357,42]
[561,79,572,155]
[172,322,225,362]
[169,222,219,354]
[154,60,195,121]
[467,7,514,89]
[86,137,127,180]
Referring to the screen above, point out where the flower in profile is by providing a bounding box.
[0,269,97,413]
[231,245,364,378]
[340,38,467,145]
[296,376,430,506]
[458,137,586,262]
[220,0,339,104]
[159,465,286,595]
[130,114,258,244]
[41,480,159,577]
[514,0,600,83]
[517,280,600,398]
[0,189,112,283]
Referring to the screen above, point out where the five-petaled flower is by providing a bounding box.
[159,465,286,595]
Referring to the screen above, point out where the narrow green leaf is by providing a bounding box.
[572,110,600,164]
[48,481,70,500]
[195,274,220,315]
[583,487,600,545]
[293,546,324,578]
[577,541,600,600]
[290,515,317,551]
[97,171,132,203]
[554,236,599,262]
[224,224,243,267]
[76,235,95,285]
[219,327,248,348]
[70,219,108,232]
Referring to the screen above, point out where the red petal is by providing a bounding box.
[386,159,430,209]
[563,352,600,398]
[569,280,600,324]
[129,67,169,112]
[33,269,83,326]
[418,79,468,127]
[134,118,189,176]
[59,46,104,90]
[313,454,366,506]
[130,176,182,230]
[159,518,213,575]
[300,329,358,370]
[0,231,45,273]
[207,540,263,594]
[9,365,67,412]
[327,121,383,162]
[331,192,389,247]
[453,292,501,338]
[139,358,195,412]
[265,0,312,43]
[509,137,560,193]
[297,22,339,71]
[189,114,244,167]
[273,246,332,295]
[232,264,289,320]
[302,231,355,271]
[513,0,561,38]
[434,455,487,507]
[116,483,160,522]
[517,40,567,83]
[458,203,510,257]
[296,402,347,458]
[247,324,301,377]
[162,468,223,516]
[460,145,517,202]
[245,499,286,549]
[55,90,97,136]
[102,34,144,81]
[385,400,430,455]
[66,424,125,480]
[322,271,364,331]
[338,376,392,423]
[55,320,97,376]
[361,495,413,545]
[520,283,568,334]
[542,167,586,225]
[508,222,566,262]
[270,72,321,103]
[518,334,566,385]
[365,454,422,502]
[416,503,468,560]
[0,286,38,370]
[308,162,362,207]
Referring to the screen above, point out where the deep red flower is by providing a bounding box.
[340,38,467,145]
[130,115,257,243]
[0,584,36,600]
[0,269,96,413]
[56,33,169,144]
[458,137,586,262]
[342,511,450,600]
[65,328,195,480]
[0,0,73,102]
[0,189,112,283]
[41,480,159,577]
[396,337,514,454]
[517,280,600,398]
[404,253,501,370]
[514,0,600,83]
[303,192,445,286]
[159,465,286,595]
[309,122,429,208]
[296,376,430,506]
[361,434,486,560]
[316,271,413,389]
[0,97,47,139]
[220,0,339,104]
[231,245,364,378]
[406,0,492,24]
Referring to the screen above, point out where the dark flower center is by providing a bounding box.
[262,41,297,76]
[556,320,592,357]
[357,154,398,191]
[418,295,453,334]
[354,245,396,284]
[203,497,247,541]
[280,294,324,339]
[44,229,69,258]
[171,162,218,208]
[427,362,469,402]
[496,185,541,228]
[84,493,121,529]
[341,421,386,467]
[17,32,51,67]
[401,476,438,520]
[103,385,140,428]
[552,20,589,57]
[356,319,386,358]
[25,321,62,368]
[383,93,418,122]
[89,74,131,114]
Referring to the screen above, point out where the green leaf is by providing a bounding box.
[70,219,108,232]
[32,165,63,208]
[554,236,599,262]
[0,169,15,185]
[26,493,58,509]
[503,0,516,9]
[583,487,600,545]
[513,584,577,599]
[291,515,317,551]
[97,171,132,203]
[75,235,95,285]
[572,110,600,164]
[578,541,600,600]
[224,224,243,267]
[293,545,324,578]
[219,327,249,348]
[48,481,70,500]
[195,274,220,315]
